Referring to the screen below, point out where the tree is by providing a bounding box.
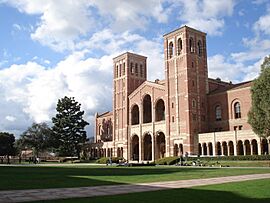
[20,122,53,157]
[52,96,89,158]
[0,132,16,164]
[248,55,270,138]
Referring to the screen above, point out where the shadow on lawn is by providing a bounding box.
[35,186,270,203]
[0,165,218,190]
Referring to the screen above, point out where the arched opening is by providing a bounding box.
[143,95,152,123]
[174,144,179,156]
[131,105,139,125]
[131,135,139,161]
[215,105,222,121]
[198,143,202,155]
[237,140,244,155]
[234,102,241,119]
[261,139,269,155]
[216,142,222,155]
[143,133,152,161]
[120,147,123,158]
[222,142,228,156]
[155,99,165,121]
[251,139,258,155]
[177,38,182,55]
[244,140,251,155]
[117,147,120,157]
[179,144,183,155]
[156,132,166,159]
[202,143,207,155]
[189,37,194,53]
[208,143,213,155]
[228,141,234,156]
[197,40,202,56]
[169,42,174,58]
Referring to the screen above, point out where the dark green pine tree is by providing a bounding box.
[52,96,89,158]
[248,55,270,138]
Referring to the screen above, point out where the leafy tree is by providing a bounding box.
[52,96,89,158]
[248,55,270,138]
[0,132,16,164]
[20,122,53,156]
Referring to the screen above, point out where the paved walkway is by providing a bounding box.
[1,173,270,202]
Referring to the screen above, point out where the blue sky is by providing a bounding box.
[0,0,269,138]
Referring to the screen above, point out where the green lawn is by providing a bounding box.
[37,178,270,203]
[1,164,270,190]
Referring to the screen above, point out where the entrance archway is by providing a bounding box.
[237,140,244,155]
[156,132,165,159]
[131,135,139,161]
[143,133,152,161]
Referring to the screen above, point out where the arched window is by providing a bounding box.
[234,102,241,119]
[192,99,196,108]
[143,94,152,123]
[119,64,122,77]
[189,37,194,53]
[197,40,202,57]
[135,63,138,75]
[140,64,143,77]
[177,38,182,55]
[169,42,174,58]
[215,105,222,121]
[155,99,165,121]
[131,105,139,125]
[116,65,118,77]
[130,62,134,74]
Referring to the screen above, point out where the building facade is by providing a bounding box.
[88,26,270,161]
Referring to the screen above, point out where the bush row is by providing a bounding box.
[155,155,270,165]
[189,155,270,161]
[96,157,124,164]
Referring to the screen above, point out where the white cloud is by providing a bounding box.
[92,0,169,31]
[3,0,169,52]
[0,29,164,136]
[253,12,270,35]
[5,116,16,122]
[172,0,236,35]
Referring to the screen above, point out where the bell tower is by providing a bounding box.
[164,26,208,155]
[113,52,147,158]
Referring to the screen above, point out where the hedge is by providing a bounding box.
[96,157,124,164]
[155,155,270,165]
[188,155,270,161]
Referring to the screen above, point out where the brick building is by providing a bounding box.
[88,26,270,161]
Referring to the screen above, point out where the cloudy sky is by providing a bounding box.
[0,0,270,138]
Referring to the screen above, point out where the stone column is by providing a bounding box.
[139,137,142,162]
[213,142,216,156]
[234,143,237,156]
[243,143,246,156]
[207,144,210,156]
[152,135,155,162]
[258,142,262,155]
[250,142,254,155]
[227,145,230,156]
[202,145,205,156]
[221,144,224,156]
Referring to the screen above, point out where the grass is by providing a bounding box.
[36,178,270,203]
[1,164,270,190]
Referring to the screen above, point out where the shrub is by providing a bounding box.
[96,157,124,164]
[155,156,180,165]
